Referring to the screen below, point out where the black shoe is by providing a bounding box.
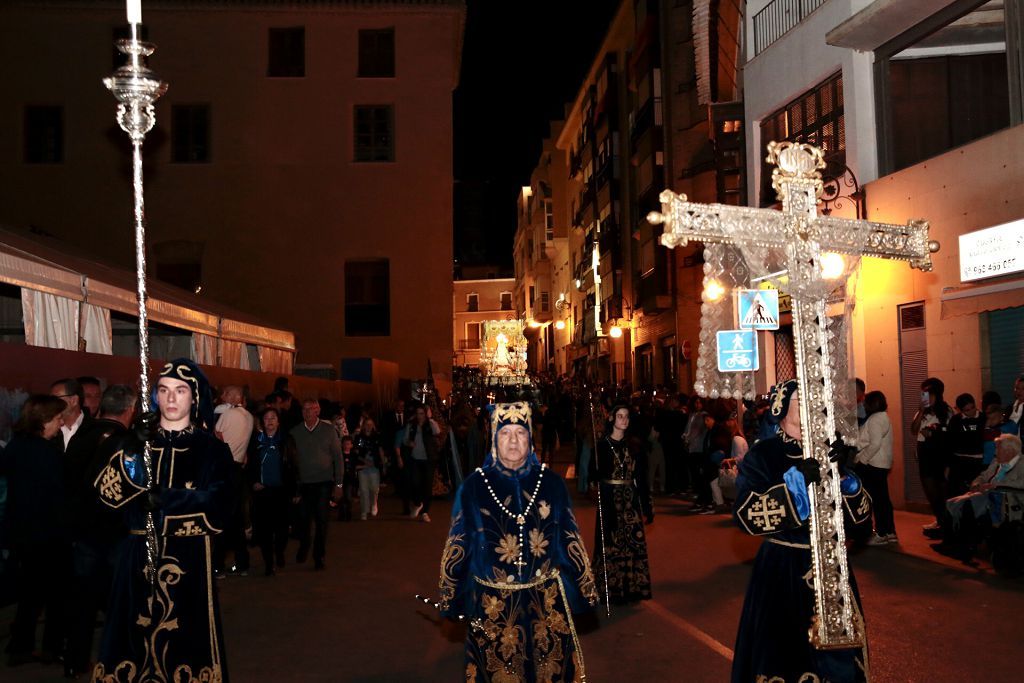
[264,567,275,577]
[314,559,325,571]
[296,548,308,564]
[276,553,285,568]
[38,650,60,665]
[64,663,87,679]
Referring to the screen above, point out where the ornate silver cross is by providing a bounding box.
[649,141,939,650]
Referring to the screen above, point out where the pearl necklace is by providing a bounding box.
[477,463,546,578]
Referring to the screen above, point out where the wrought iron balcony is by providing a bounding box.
[752,0,826,56]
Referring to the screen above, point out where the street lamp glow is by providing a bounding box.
[554,320,566,330]
[704,279,726,302]
[609,325,623,338]
[820,252,845,280]
[527,320,542,329]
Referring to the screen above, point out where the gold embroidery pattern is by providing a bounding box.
[496,534,521,566]
[173,521,204,537]
[98,465,123,503]
[748,495,786,532]
[437,511,466,612]
[529,528,549,558]
[90,558,224,683]
[538,500,550,520]
[468,572,585,683]
[564,529,598,606]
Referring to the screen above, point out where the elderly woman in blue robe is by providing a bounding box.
[731,380,872,683]
[438,402,598,683]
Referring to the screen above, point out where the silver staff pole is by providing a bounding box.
[588,389,611,617]
[104,22,168,585]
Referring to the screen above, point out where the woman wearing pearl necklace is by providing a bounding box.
[590,403,653,605]
[437,402,598,682]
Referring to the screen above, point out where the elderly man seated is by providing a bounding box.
[934,434,1024,562]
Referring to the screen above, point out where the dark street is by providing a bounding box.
[3,454,1023,683]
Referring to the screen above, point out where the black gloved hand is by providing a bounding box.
[794,458,822,486]
[827,431,858,465]
[133,411,160,443]
[645,514,655,525]
[142,485,163,512]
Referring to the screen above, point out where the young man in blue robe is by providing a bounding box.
[92,358,233,683]
[732,379,872,683]
[438,401,598,682]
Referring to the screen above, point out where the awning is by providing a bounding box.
[940,278,1024,319]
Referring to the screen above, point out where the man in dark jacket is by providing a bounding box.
[63,385,136,678]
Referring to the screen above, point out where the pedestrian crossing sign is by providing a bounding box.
[737,289,780,330]
[716,330,759,372]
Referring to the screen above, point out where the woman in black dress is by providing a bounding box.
[590,403,653,605]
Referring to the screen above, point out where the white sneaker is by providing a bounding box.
[371,503,378,517]
[885,533,899,544]
[922,521,941,531]
[410,503,423,519]
[421,513,432,523]
[360,513,368,521]
[867,533,890,546]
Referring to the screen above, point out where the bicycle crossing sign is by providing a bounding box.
[737,289,780,330]
[716,330,759,372]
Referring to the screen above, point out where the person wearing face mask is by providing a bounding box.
[732,380,871,683]
[911,377,953,537]
[436,402,598,682]
[948,393,986,497]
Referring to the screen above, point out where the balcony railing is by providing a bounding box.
[752,0,826,56]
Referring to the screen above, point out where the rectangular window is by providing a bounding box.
[345,259,390,336]
[354,105,394,162]
[359,28,396,78]
[529,286,536,308]
[500,292,512,311]
[268,27,305,77]
[171,105,211,163]
[759,72,844,205]
[465,322,481,349]
[544,199,554,241]
[467,293,479,312]
[24,106,63,164]
[540,291,550,313]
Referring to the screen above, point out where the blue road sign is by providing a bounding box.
[717,330,759,372]
[737,289,780,330]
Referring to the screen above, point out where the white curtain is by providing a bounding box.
[219,339,245,369]
[81,303,112,355]
[258,347,293,374]
[191,333,217,365]
[21,288,79,350]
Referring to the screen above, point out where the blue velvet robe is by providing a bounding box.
[92,426,233,683]
[731,434,871,683]
[438,456,598,683]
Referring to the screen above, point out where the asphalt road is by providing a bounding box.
[3,471,1023,682]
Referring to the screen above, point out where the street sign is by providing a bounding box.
[716,330,759,372]
[738,289,780,330]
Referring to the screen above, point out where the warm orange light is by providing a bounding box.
[609,325,623,338]
[820,252,845,280]
[527,321,542,329]
[704,280,726,301]
[554,320,566,330]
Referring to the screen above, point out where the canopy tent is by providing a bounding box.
[0,226,294,374]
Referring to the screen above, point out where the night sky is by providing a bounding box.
[453,0,622,267]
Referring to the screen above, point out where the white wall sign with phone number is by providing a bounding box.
[959,218,1024,282]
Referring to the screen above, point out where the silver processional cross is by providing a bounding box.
[649,142,939,649]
